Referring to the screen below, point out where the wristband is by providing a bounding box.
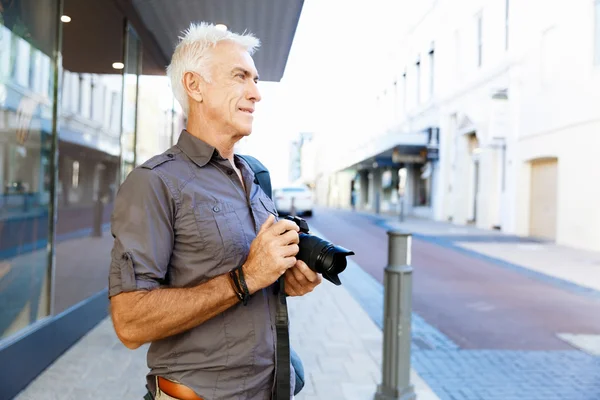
[228,270,244,302]
[229,266,251,306]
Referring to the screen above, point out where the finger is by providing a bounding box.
[278,229,299,246]
[291,265,309,285]
[284,270,300,296]
[314,273,323,285]
[269,219,300,236]
[284,256,297,270]
[258,214,275,235]
[282,243,299,258]
[294,260,318,283]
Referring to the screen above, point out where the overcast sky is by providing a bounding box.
[242,0,403,186]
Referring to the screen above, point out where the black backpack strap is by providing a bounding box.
[237,154,291,399]
[143,385,154,400]
[237,154,272,199]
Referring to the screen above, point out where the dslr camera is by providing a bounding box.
[285,216,354,285]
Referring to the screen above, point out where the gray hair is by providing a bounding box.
[166,22,260,116]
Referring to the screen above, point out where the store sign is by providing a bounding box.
[426,127,440,161]
[426,146,439,161]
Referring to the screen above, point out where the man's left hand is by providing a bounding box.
[284,260,322,297]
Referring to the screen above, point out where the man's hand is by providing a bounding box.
[284,259,322,297]
[243,215,300,294]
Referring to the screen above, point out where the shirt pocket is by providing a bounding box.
[193,200,246,263]
[259,196,279,218]
[253,195,279,231]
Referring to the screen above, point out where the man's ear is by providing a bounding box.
[183,71,204,104]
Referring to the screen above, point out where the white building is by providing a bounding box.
[316,0,600,252]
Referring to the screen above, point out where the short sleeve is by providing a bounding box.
[108,167,176,298]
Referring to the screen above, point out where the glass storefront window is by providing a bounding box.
[0,1,186,340]
[0,0,58,339]
[53,15,125,315]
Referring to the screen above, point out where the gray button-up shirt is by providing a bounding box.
[108,130,289,399]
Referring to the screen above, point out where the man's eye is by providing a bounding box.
[236,73,245,79]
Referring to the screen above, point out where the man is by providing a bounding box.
[108,22,321,400]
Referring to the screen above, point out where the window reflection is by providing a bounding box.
[121,24,141,180]
[0,0,183,343]
[54,62,123,315]
[0,0,57,339]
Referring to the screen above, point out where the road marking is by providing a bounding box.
[516,243,545,251]
[557,333,600,356]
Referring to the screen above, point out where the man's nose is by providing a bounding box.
[247,81,262,102]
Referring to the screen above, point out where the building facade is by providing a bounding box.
[0,1,182,396]
[315,0,600,252]
[433,0,600,251]
[288,131,314,186]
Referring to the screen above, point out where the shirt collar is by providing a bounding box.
[176,129,223,168]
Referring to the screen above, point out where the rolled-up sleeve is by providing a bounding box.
[108,168,176,298]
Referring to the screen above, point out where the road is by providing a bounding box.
[305,206,600,398]
[306,207,600,351]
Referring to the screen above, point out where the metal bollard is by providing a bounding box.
[374,231,416,400]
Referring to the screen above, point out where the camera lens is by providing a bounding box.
[297,233,354,286]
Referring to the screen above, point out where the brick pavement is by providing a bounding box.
[15,318,151,400]
[333,254,600,400]
[319,210,600,400]
[15,252,440,400]
[288,279,438,400]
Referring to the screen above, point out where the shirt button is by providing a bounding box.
[213,206,220,213]
[167,153,174,158]
[227,170,233,175]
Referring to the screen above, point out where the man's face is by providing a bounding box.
[200,41,262,137]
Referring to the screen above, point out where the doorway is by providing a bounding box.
[529,158,558,240]
[468,133,480,224]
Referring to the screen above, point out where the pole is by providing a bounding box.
[290,197,296,217]
[398,195,405,222]
[374,231,415,400]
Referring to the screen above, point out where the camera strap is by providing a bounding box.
[274,278,291,400]
[238,154,291,399]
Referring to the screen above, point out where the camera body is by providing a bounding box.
[285,216,354,286]
[287,215,310,234]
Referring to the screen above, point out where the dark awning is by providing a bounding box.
[62,0,304,80]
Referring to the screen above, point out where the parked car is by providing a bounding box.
[273,185,314,217]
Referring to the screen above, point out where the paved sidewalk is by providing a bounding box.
[288,281,438,400]
[15,272,439,400]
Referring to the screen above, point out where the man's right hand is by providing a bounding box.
[243,215,300,293]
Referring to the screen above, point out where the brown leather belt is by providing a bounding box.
[157,376,204,400]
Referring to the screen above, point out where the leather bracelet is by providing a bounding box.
[229,267,251,306]
[237,266,251,305]
[228,270,244,302]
